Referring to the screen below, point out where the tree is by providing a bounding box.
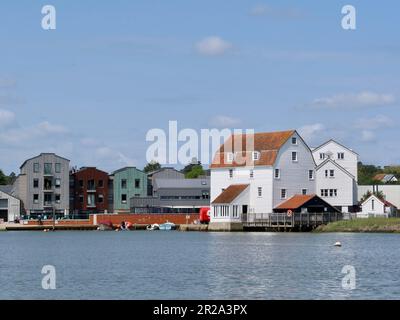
[8,172,16,184]
[184,164,205,179]
[360,190,385,203]
[0,170,9,185]
[358,162,383,185]
[143,161,161,173]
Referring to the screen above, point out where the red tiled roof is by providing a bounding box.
[210,130,295,168]
[212,184,249,204]
[275,194,315,210]
[373,174,386,181]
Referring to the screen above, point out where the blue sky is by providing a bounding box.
[0,0,399,174]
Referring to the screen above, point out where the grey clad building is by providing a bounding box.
[13,153,70,217]
[131,177,210,213]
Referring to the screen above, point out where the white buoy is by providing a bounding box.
[334,241,342,247]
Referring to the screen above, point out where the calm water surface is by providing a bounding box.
[1,231,399,299]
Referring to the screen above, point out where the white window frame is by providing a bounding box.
[274,168,280,179]
[249,169,254,179]
[291,137,298,145]
[302,189,307,195]
[329,169,335,177]
[319,153,325,160]
[338,152,344,160]
[291,151,298,162]
[257,187,262,197]
[308,170,314,180]
[280,189,287,199]
[252,151,260,161]
[229,169,233,178]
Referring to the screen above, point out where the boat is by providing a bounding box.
[97,221,114,231]
[158,222,176,231]
[146,223,160,231]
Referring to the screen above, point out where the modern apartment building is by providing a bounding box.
[13,153,70,217]
[70,167,110,214]
[111,167,147,213]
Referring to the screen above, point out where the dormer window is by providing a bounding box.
[291,137,297,145]
[226,152,234,163]
[252,151,260,161]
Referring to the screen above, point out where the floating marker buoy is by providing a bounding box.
[334,241,342,247]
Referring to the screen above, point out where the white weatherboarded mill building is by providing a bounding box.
[209,130,316,230]
[0,187,21,222]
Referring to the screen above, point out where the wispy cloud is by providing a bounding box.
[195,36,232,56]
[298,123,325,142]
[307,91,395,109]
[208,115,242,128]
[0,108,16,127]
[354,115,394,130]
[249,4,304,18]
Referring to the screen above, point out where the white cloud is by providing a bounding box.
[309,91,395,109]
[95,146,136,167]
[354,115,394,130]
[298,123,325,142]
[361,130,376,142]
[249,4,303,18]
[209,115,242,128]
[0,109,15,127]
[195,36,232,56]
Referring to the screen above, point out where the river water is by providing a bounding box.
[1,231,399,299]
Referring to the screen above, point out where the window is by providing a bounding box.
[249,169,254,178]
[372,199,375,211]
[202,191,209,199]
[44,163,52,175]
[274,168,280,179]
[226,152,234,163]
[79,180,83,188]
[229,169,233,178]
[232,205,239,218]
[98,180,104,188]
[55,178,61,188]
[55,163,61,173]
[33,179,39,188]
[87,194,95,206]
[87,179,95,190]
[291,152,298,162]
[320,189,328,197]
[135,179,140,188]
[338,152,344,160]
[121,194,127,204]
[252,151,260,161]
[55,194,61,204]
[258,187,262,197]
[291,137,297,145]
[319,153,325,160]
[281,189,287,199]
[33,194,39,204]
[79,195,84,203]
[302,189,307,195]
[330,170,335,177]
[33,163,39,173]
[98,194,104,203]
[121,179,127,189]
[308,170,314,180]
[321,189,337,197]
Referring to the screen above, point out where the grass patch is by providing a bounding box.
[314,217,400,233]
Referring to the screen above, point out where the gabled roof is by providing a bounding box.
[312,139,358,156]
[373,174,397,182]
[20,153,70,169]
[275,194,341,212]
[275,194,315,210]
[71,167,109,176]
[361,194,397,208]
[210,130,295,168]
[111,166,145,175]
[212,184,249,204]
[315,158,355,179]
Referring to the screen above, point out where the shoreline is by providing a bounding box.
[314,217,400,233]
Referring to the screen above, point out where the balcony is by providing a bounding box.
[43,201,53,207]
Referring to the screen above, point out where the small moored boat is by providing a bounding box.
[158,222,176,231]
[146,223,160,231]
